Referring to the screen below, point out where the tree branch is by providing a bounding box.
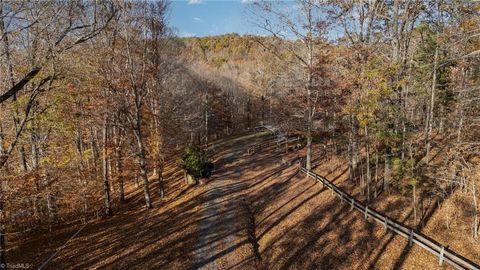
[0,67,41,104]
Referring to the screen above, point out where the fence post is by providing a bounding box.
[292,163,478,270]
[383,216,388,232]
[316,175,324,189]
[439,246,444,266]
[409,229,413,246]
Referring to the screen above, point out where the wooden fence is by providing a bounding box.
[247,139,274,155]
[247,136,302,155]
[301,167,480,270]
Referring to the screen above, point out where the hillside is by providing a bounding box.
[10,131,479,269]
[177,34,275,93]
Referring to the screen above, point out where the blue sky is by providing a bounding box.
[169,0,258,37]
[168,0,341,40]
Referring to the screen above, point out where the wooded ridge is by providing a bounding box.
[1,0,479,269]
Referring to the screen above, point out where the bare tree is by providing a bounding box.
[249,0,331,170]
[0,0,116,266]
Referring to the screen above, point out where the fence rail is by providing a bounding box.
[248,136,302,155]
[247,138,274,154]
[300,167,480,270]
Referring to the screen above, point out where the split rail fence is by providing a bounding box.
[301,167,480,270]
[248,136,302,155]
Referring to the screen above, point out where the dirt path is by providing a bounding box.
[193,185,222,270]
[192,169,245,270]
[192,136,269,270]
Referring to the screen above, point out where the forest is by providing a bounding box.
[0,0,479,269]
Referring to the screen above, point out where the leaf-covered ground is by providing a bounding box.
[9,132,477,269]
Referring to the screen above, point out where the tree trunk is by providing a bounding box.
[185,173,198,185]
[473,180,478,239]
[46,192,56,230]
[365,125,371,201]
[133,121,152,208]
[30,113,41,221]
[374,147,379,198]
[102,116,112,216]
[205,90,209,148]
[305,8,314,171]
[0,196,5,269]
[131,91,152,209]
[117,149,125,203]
[401,82,409,160]
[113,123,125,203]
[138,141,152,209]
[413,185,417,226]
[425,33,439,164]
[384,155,391,191]
[19,145,28,172]
[456,68,466,144]
[360,156,365,196]
[90,127,99,177]
[348,114,358,183]
[306,129,312,170]
[158,159,165,198]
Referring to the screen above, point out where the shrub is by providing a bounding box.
[391,157,425,192]
[179,145,214,178]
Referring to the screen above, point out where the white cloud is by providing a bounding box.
[188,0,202,5]
[193,17,202,23]
[179,32,197,37]
[241,0,255,3]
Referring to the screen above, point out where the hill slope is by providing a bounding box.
[10,133,477,269]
